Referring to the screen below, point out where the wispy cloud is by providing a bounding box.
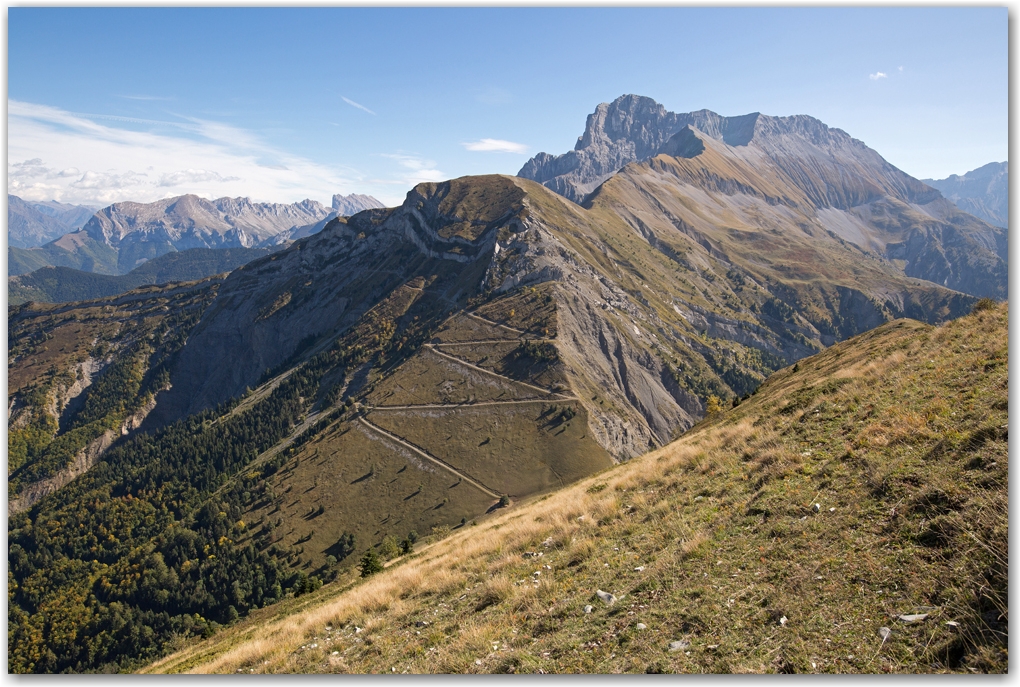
[158,169,241,187]
[381,153,445,185]
[7,100,366,205]
[869,71,888,80]
[463,138,529,154]
[342,96,376,115]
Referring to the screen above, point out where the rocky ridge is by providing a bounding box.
[923,161,1008,228]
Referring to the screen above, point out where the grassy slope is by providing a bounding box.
[8,234,120,277]
[144,301,1006,674]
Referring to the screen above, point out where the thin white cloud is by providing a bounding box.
[381,153,445,185]
[7,99,367,206]
[869,71,888,80]
[898,66,904,72]
[158,169,241,187]
[342,96,376,115]
[463,138,529,154]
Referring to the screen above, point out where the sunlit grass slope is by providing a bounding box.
[145,301,1007,674]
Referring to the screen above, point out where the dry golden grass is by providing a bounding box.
[145,303,1007,675]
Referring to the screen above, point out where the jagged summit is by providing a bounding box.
[332,192,385,216]
[519,94,939,209]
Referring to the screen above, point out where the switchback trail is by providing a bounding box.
[357,416,501,500]
[368,397,579,411]
[463,311,544,338]
[424,345,572,400]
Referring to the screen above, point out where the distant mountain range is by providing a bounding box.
[923,162,1008,228]
[8,192,384,277]
[8,246,279,305]
[8,195,98,248]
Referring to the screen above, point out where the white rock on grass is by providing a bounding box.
[635,623,647,630]
[584,605,594,614]
[668,640,690,652]
[596,589,618,605]
[897,613,929,623]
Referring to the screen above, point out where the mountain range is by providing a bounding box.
[8,195,98,248]
[8,247,280,306]
[6,95,1006,674]
[923,162,1008,229]
[8,192,384,277]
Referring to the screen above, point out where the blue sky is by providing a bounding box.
[8,7,1007,207]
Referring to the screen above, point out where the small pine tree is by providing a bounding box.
[359,549,383,577]
[380,535,401,559]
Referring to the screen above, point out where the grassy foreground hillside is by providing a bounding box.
[144,300,1007,674]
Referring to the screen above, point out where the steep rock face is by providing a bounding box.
[520,95,1007,300]
[923,162,1008,228]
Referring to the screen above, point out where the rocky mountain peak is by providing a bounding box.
[519,94,945,209]
[332,192,386,216]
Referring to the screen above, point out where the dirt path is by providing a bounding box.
[424,345,572,400]
[357,416,501,500]
[368,397,578,411]
[432,338,556,347]
[463,311,537,337]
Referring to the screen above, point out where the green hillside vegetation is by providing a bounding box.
[144,301,1006,674]
[9,232,119,276]
[9,247,275,305]
[8,283,221,500]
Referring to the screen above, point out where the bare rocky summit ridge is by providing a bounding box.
[923,162,1008,228]
[82,194,332,267]
[10,192,383,277]
[520,94,1007,300]
[332,193,385,216]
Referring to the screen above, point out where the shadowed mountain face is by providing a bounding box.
[520,95,1007,300]
[923,162,1008,229]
